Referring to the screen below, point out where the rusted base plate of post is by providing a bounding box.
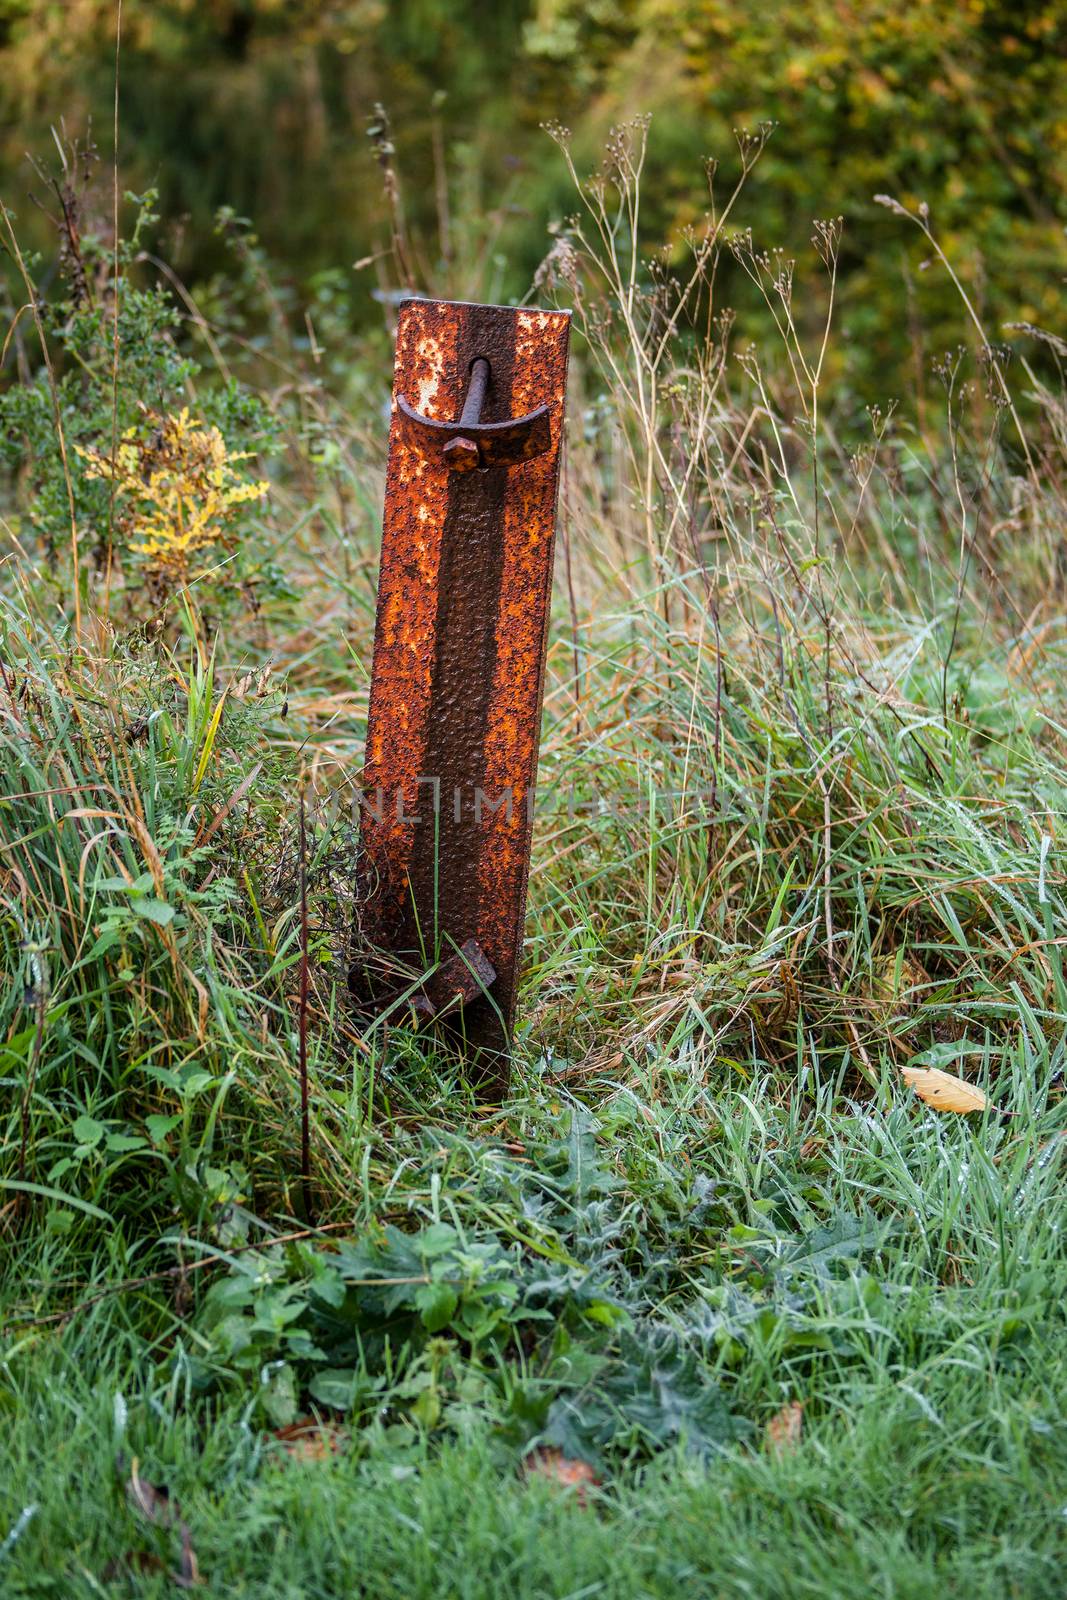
[350,297,571,1098]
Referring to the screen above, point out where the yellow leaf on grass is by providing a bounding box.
[523,1447,599,1504]
[273,1419,348,1463]
[901,1066,988,1114]
[766,1400,804,1457]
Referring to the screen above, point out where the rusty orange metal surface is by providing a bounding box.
[351,297,571,1096]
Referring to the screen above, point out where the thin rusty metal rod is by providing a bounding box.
[442,357,491,471]
[459,357,490,427]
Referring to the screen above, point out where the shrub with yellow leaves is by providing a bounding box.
[77,407,269,595]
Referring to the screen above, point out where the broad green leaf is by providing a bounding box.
[72,1113,106,1147]
[259,1362,298,1428]
[105,1132,148,1153]
[308,1368,357,1411]
[131,898,175,926]
[145,1113,182,1144]
[415,1281,459,1332]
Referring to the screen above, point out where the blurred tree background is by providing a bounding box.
[0,0,1062,398]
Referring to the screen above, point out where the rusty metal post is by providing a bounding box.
[351,297,571,1098]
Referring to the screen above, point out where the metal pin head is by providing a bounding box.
[441,435,482,472]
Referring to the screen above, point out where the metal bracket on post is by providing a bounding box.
[350,298,571,1099]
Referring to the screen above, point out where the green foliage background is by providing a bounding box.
[1,12,1066,1592]
[0,0,1062,395]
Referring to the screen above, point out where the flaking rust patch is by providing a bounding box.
[353,299,571,1098]
[479,310,570,1001]
[359,304,459,905]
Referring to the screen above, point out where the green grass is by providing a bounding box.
[3,1067,1065,1597]
[2,128,1067,1596]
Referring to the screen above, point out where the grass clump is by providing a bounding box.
[1,121,1066,1596]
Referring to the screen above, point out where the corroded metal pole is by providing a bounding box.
[351,298,571,1098]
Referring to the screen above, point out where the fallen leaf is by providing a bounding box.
[123,1457,202,1588]
[125,1459,175,1527]
[273,1419,348,1462]
[176,1523,201,1589]
[765,1400,803,1457]
[523,1447,599,1504]
[901,1066,988,1114]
